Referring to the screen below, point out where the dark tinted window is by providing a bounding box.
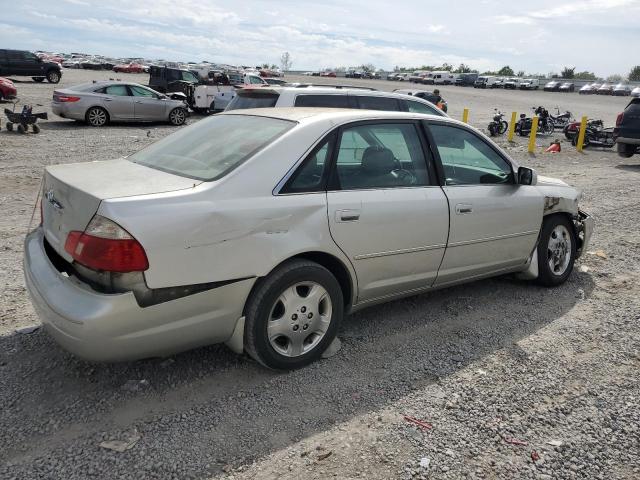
[355,96,401,111]
[335,123,429,190]
[225,92,279,110]
[294,95,351,108]
[282,133,336,193]
[428,124,513,185]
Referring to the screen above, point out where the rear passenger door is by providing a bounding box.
[99,85,134,120]
[325,121,449,302]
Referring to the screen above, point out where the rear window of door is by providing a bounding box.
[333,123,430,190]
[354,96,401,111]
[294,95,352,108]
[130,85,158,98]
[104,85,130,96]
[427,123,513,185]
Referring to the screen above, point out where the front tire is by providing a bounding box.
[499,120,508,134]
[168,107,187,126]
[46,70,61,83]
[244,260,344,370]
[536,215,576,286]
[85,106,109,127]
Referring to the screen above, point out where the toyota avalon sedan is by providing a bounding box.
[24,108,593,369]
[51,81,188,126]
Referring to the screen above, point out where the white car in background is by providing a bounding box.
[25,108,592,369]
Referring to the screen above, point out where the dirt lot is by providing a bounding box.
[0,70,639,480]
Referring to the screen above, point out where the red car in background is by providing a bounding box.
[113,63,145,73]
[0,77,17,101]
[320,71,337,77]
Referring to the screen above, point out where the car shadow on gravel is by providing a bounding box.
[615,164,640,173]
[42,119,188,131]
[0,272,595,478]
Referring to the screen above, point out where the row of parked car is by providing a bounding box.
[577,82,638,96]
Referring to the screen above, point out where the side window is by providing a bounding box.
[428,124,513,185]
[294,95,351,108]
[281,134,335,193]
[105,85,130,96]
[249,76,264,84]
[130,85,157,98]
[334,123,430,190]
[404,100,440,115]
[355,96,401,111]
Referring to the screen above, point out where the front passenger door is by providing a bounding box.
[131,85,167,121]
[425,122,543,286]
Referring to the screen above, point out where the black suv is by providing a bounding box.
[614,98,640,158]
[0,49,62,83]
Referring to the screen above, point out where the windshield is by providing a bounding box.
[129,114,295,181]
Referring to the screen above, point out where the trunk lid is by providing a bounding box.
[42,158,200,261]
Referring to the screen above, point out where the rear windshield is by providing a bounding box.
[226,92,280,111]
[129,115,295,181]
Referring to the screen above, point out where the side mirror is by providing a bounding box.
[518,166,537,186]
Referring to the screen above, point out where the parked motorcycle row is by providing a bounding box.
[486,105,614,149]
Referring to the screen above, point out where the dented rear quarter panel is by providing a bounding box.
[97,118,355,291]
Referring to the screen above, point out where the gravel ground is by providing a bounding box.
[0,70,639,479]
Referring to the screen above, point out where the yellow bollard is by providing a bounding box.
[507,112,517,142]
[462,108,469,124]
[528,116,539,153]
[576,116,588,152]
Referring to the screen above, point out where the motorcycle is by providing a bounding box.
[549,106,573,129]
[570,121,615,149]
[487,109,508,136]
[515,107,555,136]
[563,119,603,140]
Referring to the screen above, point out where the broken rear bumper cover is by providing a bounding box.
[23,227,255,361]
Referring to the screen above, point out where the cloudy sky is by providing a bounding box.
[1,0,638,77]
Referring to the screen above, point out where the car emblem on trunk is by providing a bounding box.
[45,189,64,210]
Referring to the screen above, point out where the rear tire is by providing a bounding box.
[85,106,109,127]
[536,215,576,287]
[618,142,637,158]
[46,70,61,84]
[244,259,344,370]
[32,124,40,134]
[6,122,13,131]
[17,124,25,134]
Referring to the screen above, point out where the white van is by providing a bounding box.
[519,78,540,90]
[426,71,455,85]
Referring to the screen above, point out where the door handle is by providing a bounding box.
[135,101,143,104]
[104,97,113,101]
[455,203,473,214]
[336,209,360,222]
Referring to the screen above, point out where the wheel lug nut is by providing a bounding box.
[301,306,307,313]
[303,324,309,330]
[293,325,299,331]
[292,314,298,320]
[307,313,313,319]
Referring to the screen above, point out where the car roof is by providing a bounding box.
[221,107,457,125]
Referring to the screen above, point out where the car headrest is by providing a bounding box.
[361,146,395,174]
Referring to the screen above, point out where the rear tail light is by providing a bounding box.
[616,113,624,127]
[64,215,148,272]
[54,94,81,102]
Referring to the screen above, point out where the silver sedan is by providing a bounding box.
[24,108,593,369]
[51,81,188,126]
